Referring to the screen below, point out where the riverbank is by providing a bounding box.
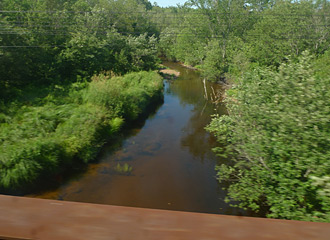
[0,71,163,194]
[26,61,251,216]
[159,68,180,78]
[158,64,180,80]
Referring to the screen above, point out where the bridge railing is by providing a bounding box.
[0,195,329,240]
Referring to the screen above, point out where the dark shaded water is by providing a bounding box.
[30,62,247,215]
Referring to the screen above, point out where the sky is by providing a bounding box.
[153,0,187,7]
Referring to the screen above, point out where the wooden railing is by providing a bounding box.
[0,194,329,240]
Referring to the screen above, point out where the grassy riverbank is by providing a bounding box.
[0,71,163,193]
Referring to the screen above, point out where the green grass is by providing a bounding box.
[0,71,163,192]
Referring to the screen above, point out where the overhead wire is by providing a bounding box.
[0,21,328,29]
[0,9,329,48]
[1,10,330,17]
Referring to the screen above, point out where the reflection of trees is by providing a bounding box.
[179,87,228,162]
[164,62,227,162]
[169,70,205,106]
[169,65,225,107]
[180,101,218,162]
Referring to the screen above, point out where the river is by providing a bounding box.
[29,62,248,216]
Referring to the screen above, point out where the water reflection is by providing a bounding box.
[164,62,225,162]
[29,62,248,216]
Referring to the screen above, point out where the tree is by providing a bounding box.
[246,0,330,66]
[206,52,330,222]
[0,0,160,95]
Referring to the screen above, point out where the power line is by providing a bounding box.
[0,24,328,36]
[1,29,328,38]
[0,45,65,48]
[0,9,328,49]
[1,21,328,29]
[0,20,328,33]
[1,10,330,17]
[1,31,329,49]
[0,33,328,48]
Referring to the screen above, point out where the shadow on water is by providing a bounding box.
[21,96,164,196]
[28,62,262,217]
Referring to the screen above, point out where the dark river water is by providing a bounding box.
[29,62,249,216]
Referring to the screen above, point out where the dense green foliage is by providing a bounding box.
[0,0,160,98]
[157,0,330,82]
[0,0,164,192]
[0,71,163,191]
[154,0,330,222]
[2,0,330,222]
[206,52,330,222]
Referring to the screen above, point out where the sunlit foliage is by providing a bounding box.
[206,53,330,222]
[0,71,163,192]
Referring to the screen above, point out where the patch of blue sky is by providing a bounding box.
[152,0,187,7]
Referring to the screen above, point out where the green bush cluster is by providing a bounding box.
[206,53,330,222]
[157,0,329,82]
[84,71,163,120]
[0,71,163,192]
[0,0,160,98]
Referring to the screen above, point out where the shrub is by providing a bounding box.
[0,138,67,189]
[207,52,330,221]
[84,71,163,120]
[0,71,163,191]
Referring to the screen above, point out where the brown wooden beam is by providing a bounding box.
[0,194,329,240]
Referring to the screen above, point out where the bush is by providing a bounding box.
[84,71,163,120]
[0,71,163,192]
[0,138,67,189]
[207,52,330,222]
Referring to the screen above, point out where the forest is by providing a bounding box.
[0,0,163,192]
[1,0,330,222]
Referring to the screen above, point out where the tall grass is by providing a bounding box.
[0,71,163,192]
[84,71,163,120]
